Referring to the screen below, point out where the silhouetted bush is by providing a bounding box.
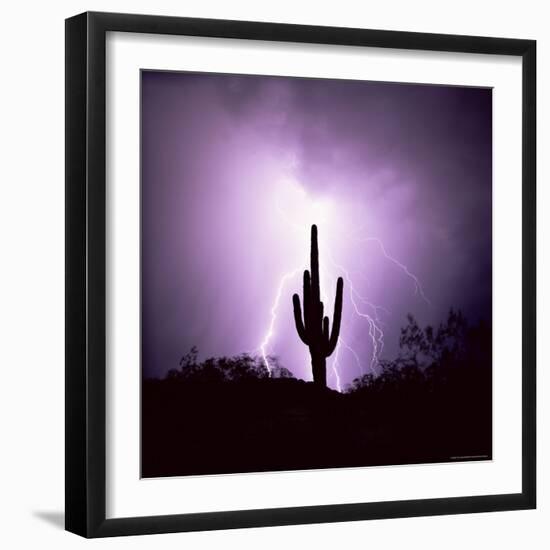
[165,347,294,383]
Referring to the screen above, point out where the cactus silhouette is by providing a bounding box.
[293,225,344,388]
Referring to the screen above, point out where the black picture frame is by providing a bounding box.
[65,11,536,538]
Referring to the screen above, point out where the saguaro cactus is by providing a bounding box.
[292,225,344,388]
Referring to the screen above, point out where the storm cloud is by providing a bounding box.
[141,70,492,388]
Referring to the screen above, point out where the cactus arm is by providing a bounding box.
[292,294,309,345]
[323,316,329,342]
[326,277,344,356]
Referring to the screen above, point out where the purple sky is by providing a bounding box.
[141,70,492,389]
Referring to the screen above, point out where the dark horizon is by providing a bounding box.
[142,307,492,477]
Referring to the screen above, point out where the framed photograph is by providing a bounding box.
[65,11,536,538]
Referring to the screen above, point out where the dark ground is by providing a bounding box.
[142,311,492,478]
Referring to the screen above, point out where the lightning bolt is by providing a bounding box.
[337,335,364,376]
[361,237,431,306]
[330,339,343,392]
[259,268,300,375]
[326,255,385,374]
[257,182,429,391]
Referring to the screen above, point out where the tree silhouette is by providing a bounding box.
[345,309,487,394]
[292,225,344,387]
